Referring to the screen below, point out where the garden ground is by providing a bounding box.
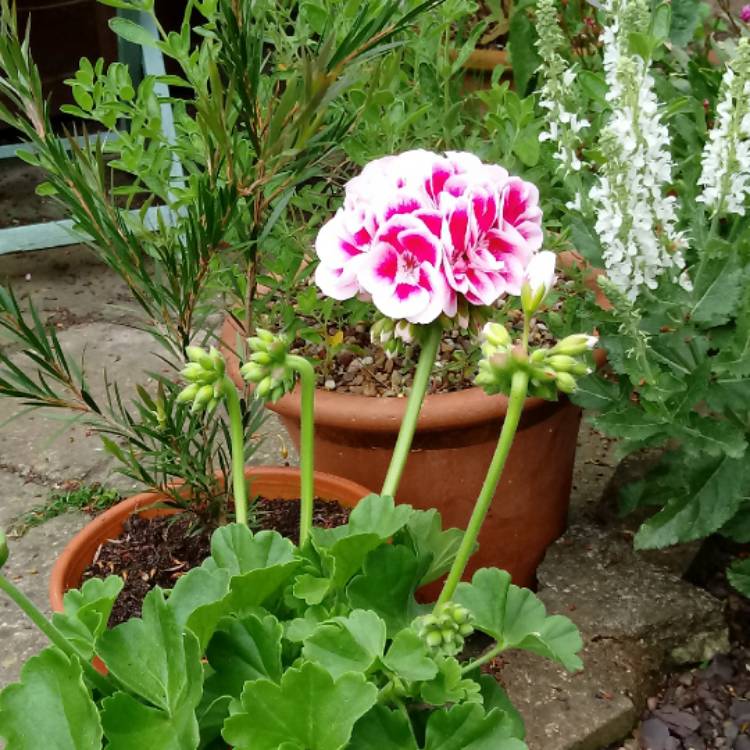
[0,242,731,750]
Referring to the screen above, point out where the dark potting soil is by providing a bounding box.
[610,538,750,750]
[81,497,351,626]
[288,307,558,398]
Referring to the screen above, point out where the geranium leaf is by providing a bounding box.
[96,588,202,715]
[347,494,414,538]
[167,566,231,650]
[350,705,418,750]
[51,575,123,658]
[478,675,526,740]
[454,568,583,672]
[205,525,296,575]
[303,609,387,680]
[0,648,103,750]
[398,508,465,586]
[222,662,378,750]
[382,628,439,682]
[424,704,527,750]
[293,574,332,605]
[728,558,750,598]
[203,525,300,609]
[205,613,283,697]
[420,656,482,706]
[348,545,425,635]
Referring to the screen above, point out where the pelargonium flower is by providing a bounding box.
[314,149,543,323]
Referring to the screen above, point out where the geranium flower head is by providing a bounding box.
[314,150,544,324]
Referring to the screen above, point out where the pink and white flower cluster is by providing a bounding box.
[314,150,545,324]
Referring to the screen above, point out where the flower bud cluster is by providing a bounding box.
[177,346,227,414]
[414,602,474,657]
[475,323,597,399]
[240,329,296,403]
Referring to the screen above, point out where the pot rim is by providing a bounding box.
[221,316,606,433]
[48,466,372,612]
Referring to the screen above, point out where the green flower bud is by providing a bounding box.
[0,529,7,569]
[440,628,455,643]
[209,347,225,376]
[555,371,578,394]
[185,345,207,364]
[483,322,511,348]
[257,328,275,344]
[181,362,205,382]
[192,384,215,412]
[426,631,443,648]
[240,362,265,382]
[251,351,273,366]
[459,623,474,637]
[551,334,597,357]
[176,382,200,404]
[546,355,578,373]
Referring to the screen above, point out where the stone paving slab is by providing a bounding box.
[0,472,48,530]
[0,513,88,687]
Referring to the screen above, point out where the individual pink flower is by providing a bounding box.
[358,214,448,324]
[314,150,544,323]
[741,4,750,23]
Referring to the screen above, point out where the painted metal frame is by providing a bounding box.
[0,11,182,256]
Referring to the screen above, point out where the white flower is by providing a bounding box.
[589,0,686,301]
[521,250,557,314]
[535,0,589,173]
[698,39,750,216]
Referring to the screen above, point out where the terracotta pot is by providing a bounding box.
[49,467,372,612]
[221,318,606,590]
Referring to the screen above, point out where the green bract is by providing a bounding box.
[0,495,582,749]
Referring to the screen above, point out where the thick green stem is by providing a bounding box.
[436,369,530,607]
[0,574,114,695]
[381,324,442,497]
[223,376,248,526]
[287,355,316,546]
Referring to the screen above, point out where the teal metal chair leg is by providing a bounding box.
[0,10,182,256]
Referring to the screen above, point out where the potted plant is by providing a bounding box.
[223,145,602,587]
[0,173,595,743]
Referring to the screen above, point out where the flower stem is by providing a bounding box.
[460,642,505,675]
[287,355,316,546]
[381,324,442,498]
[436,368,529,606]
[0,573,114,695]
[223,376,248,526]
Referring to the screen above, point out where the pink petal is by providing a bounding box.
[314,262,360,301]
[315,212,365,268]
[397,228,440,266]
[414,209,442,238]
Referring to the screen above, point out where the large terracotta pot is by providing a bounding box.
[222,318,606,589]
[49,467,372,612]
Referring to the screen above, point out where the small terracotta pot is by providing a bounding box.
[48,467,372,612]
[221,318,606,590]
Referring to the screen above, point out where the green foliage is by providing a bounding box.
[0,495,583,749]
[7,484,121,537]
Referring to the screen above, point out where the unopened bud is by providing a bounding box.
[552,334,598,357]
[482,322,511,348]
[177,383,200,404]
[555,371,578,394]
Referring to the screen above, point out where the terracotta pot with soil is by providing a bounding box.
[49,467,372,613]
[221,314,606,590]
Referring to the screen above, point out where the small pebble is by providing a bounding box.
[324,379,336,390]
